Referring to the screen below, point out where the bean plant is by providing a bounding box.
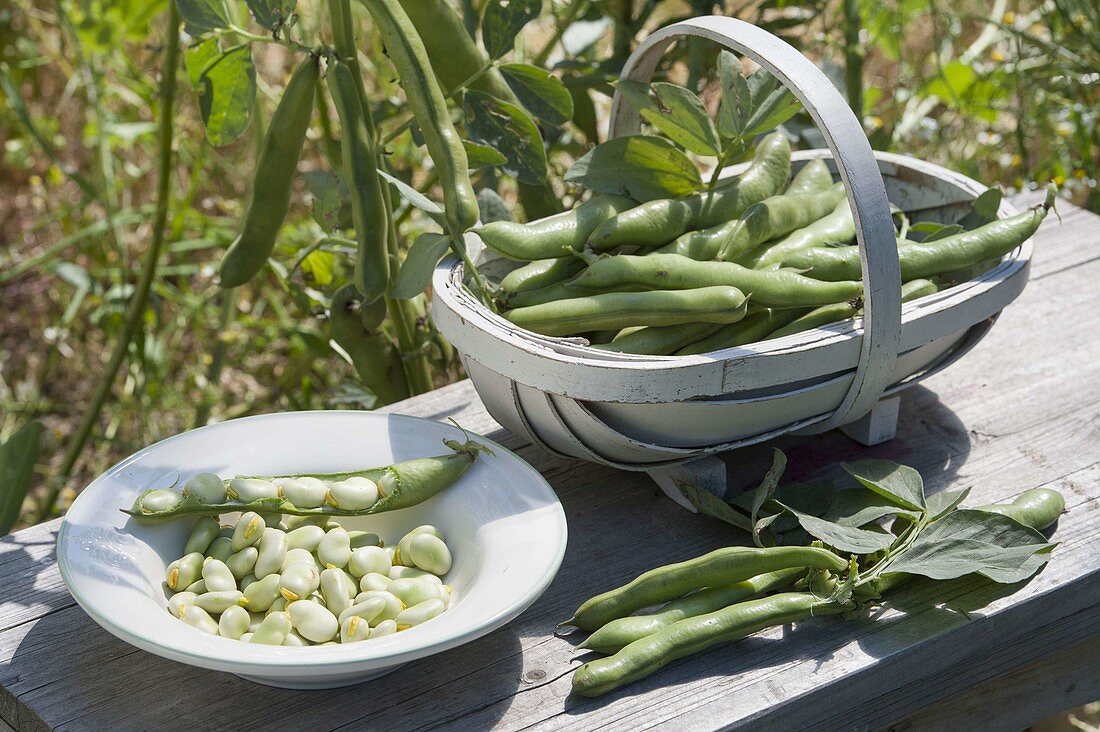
[0,0,1095,531]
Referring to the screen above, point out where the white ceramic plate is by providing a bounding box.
[57,411,567,689]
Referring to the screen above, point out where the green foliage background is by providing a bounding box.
[0,0,1096,529]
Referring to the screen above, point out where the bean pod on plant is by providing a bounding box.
[219,55,319,288]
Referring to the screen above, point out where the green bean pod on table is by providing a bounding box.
[561,545,848,631]
[571,591,853,697]
[580,566,805,654]
[585,131,791,251]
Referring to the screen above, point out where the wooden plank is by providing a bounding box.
[0,196,1098,731]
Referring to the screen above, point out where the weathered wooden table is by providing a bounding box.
[2,193,1098,731]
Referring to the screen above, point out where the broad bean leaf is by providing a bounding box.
[777,502,896,554]
[464,91,548,185]
[824,487,919,527]
[476,188,513,223]
[957,188,1004,229]
[185,38,219,89]
[676,480,753,532]
[463,140,508,169]
[177,0,230,36]
[500,63,574,126]
[564,135,702,201]
[617,81,720,157]
[924,487,970,522]
[378,170,446,226]
[198,45,255,147]
[302,171,351,232]
[392,233,451,300]
[0,421,43,535]
[842,459,925,510]
[246,0,296,31]
[921,60,977,100]
[717,51,801,140]
[300,249,335,287]
[482,0,541,60]
[569,86,599,143]
[886,509,1053,582]
[908,221,964,242]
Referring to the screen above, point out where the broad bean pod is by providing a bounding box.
[124,439,490,523]
[500,257,585,295]
[219,56,318,288]
[776,187,1055,281]
[562,545,847,631]
[675,308,807,355]
[572,592,852,697]
[568,253,862,308]
[476,195,636,261]
[737,199,855,269]
[360,0,479,235]
[660,183,846,262]
[590,322,725,356]
[767,279,937,339]
[505,286,750,337]
[783,158,833,195]
[580,567,804,654]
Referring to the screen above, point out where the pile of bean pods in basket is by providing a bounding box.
[123,437,490,645]
[478,128,1056,354]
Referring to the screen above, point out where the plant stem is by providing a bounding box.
[193,291,235,428]
[842,0,864,116]
[330,0,429,396]
[38,2,182,522]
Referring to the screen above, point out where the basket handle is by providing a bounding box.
[609,17,902,431]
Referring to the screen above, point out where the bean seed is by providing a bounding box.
[179,605,219,635]
[166,552,204,592]
[288,600,339,643]
[341,614,373,643]
[184,517,221,555]
[280,562,321,601]
[348,546,391,578]
[317,527,352,569]
[225,547,259,580]
[254,527,289,579]
[168,591,197,618]
[231,512,266,552]
[358,572,393,593]
[408,533,452,575]
[277,477,328,508]
[242,573,282,612]
[286,525,325,552]
[327,476,379,510]
[195,590,246,614]
[206,536,234,563]
[369,619,398,639]
[219,605,251,640]
[395,598,445,630]
[250,611,293,645]
[182,473,227,504]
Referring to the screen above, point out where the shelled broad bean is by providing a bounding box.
[166,514,455,645]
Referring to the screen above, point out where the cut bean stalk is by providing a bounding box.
[123,438,491,523]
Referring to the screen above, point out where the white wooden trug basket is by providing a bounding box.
[431,17,1031,500]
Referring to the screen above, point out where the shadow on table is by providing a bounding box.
[717,384,974,502]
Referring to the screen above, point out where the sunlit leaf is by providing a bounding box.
[392,233,450,299]
[198,45,255,146]
[500,63,574,126]
[564,135,701,200]
[482,0,541,60]
[618,81,720,156]
[464,91,548,184]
